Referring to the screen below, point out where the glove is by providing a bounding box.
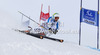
[49,28,52,31]
[53,29,58,34]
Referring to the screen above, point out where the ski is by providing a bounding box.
[14,29,43,39]
[26,33,43,39]
[14,29,64,43]
[43,36,64,43]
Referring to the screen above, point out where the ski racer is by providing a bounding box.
[33,13,60,36]
[24,13,60,36]
[46,13,59,34]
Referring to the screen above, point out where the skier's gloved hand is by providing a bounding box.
[49,28,52,31]
[53,29,58,34]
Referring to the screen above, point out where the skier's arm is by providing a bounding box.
[47,17,52,23]
[53,22,59,34]
[50,22,59,34]
[56,22,59,30]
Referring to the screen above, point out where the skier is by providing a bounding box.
[34,13,60,36]
[46,13,59,34]
[23,13,60,36]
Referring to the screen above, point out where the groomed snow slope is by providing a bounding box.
[0,27,100,55]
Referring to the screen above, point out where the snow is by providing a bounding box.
[0,27,100,55]
[0,0,100,55]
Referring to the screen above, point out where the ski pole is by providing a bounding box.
[18,11,40,25]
